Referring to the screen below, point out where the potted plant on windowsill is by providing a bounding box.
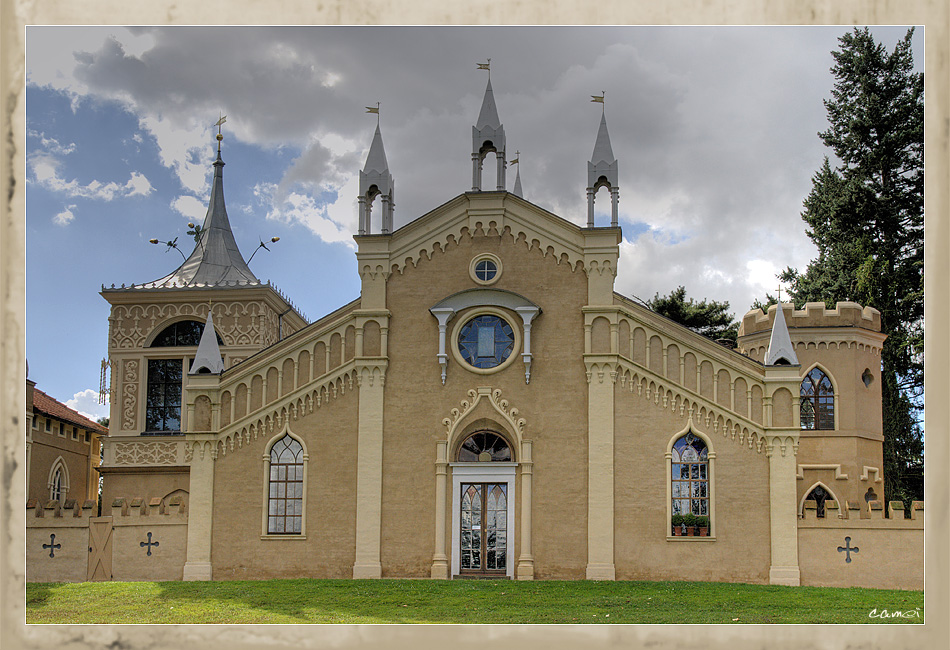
[683,513,698,536]
[695,515,709,537]
[671,514,685,536]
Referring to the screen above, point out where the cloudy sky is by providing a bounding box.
[24,26,923,420]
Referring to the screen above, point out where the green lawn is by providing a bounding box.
[26,578,923,624]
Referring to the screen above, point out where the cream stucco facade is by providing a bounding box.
[27,86,922,590]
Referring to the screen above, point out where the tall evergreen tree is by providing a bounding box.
[648,286,739,343]
[781,28,924,504]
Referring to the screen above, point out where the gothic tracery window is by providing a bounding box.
[457,431,511,462]
[671,433,709,518]
[806,484,830,518]
[267,434,304,534]
[801,367,834,430]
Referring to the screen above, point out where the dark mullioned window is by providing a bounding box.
[671,433,708,517]
[149,320,222,347]
[146,359,183,432]
[268,434,304,534]
[800,368,834,430]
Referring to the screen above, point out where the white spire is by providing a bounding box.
[472,76,506,191]
[189,309,225,374]
[476,78,502,130]
[359,121,395,235]
[590,112,616,167]
[513,164,523,198]
[765,302,799,366]
[586,110,619,227]
[362,123,390,175]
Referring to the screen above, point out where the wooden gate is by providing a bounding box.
[87,517,113,581]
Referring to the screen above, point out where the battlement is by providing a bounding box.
[738,302,882,337]
[799,499,922,527]
[27,496,186,521]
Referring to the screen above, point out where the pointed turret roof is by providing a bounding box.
[189,309,225,374]
[513,165,523,198]
[363,123,390,175]
[765,302,799,365]
[590,112,616,165]
[476,78,502,130]
[148,149,260,288]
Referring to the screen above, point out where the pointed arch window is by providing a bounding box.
[801,368,834,430]
[805,484,831,518]
[671,433,708,518]
[267,434,304,535]
[149,320,222,347]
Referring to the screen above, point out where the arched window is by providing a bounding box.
[800,367,834,430]
[671,433,708,519]
[806,484,830,518]
[50,467,64,502]
[457,431,511,462]
[149,320,222,347]
[267,434,304,534]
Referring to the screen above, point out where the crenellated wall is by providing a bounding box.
[797,499,923,590]
[26,496,188,583]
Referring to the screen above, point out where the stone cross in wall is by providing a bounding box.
[140,531,160,556]
[837,536,859,563]
[43,533,61,558]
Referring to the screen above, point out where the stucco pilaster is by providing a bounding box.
[516,439,534,580]
[431,441,450,579]
[585,357,617,580]
[353,365,385,579]
[183,438,216,581]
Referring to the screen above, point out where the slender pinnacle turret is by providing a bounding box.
[472,72,507,192]
[359,119,395,235]
[587,109,619,227]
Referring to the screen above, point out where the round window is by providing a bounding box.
[457,314,515,369]
[469,253,503,285]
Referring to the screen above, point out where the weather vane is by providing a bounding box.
[214,114,227,152]
[365,102,380,125]
[477,58,491,79]
[591,91,606,113]
[510,150,520,165]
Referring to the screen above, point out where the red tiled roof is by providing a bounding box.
[31,388,108,434]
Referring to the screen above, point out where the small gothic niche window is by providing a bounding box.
[862,368,874,387]
[267,434,304,534]
[806,484,829,518]
[800,368,834,430]
[864,487,878,503]
[457,431,511,462]
[150,320,223,347]
[671,432,709,520]
[50,467,63,502]
[458,315,515,369]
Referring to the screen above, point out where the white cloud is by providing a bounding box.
[29,149,154,202]
[126,171,153,196]
[256,181,356,247]
[53,205,77,226]
[66,388,109,422]
[137,114,210,194]
[171,195,207,221]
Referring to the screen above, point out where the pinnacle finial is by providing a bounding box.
[214,114,227,154]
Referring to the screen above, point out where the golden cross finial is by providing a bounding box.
[214,114,227,152]
[776,283,783,304]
